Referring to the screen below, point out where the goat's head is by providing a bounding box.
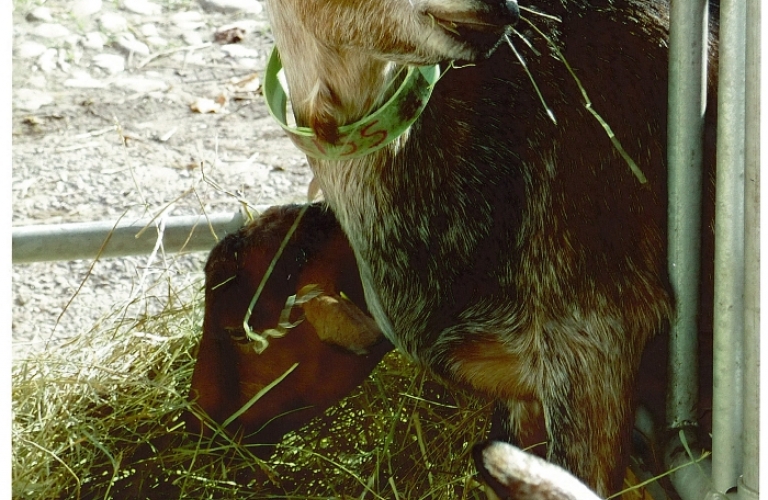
[186,205,392,457]
[267,0,519,65]
[264,0,519,144]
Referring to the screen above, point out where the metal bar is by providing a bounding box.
[665,428,717,500]
[666,0,709,432]
[712,0,748,491]
[12,210,257,264]
[663,0,726,498]
[739,0,760,495]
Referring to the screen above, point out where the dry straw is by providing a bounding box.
[11,274,669,499]
[12,273,495,499]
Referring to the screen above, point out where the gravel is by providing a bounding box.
[12,0,312,359]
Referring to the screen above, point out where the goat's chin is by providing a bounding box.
[409,27,509,64]
[452,30,509,60]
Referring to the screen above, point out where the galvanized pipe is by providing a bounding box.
[664,428,718,500]
[12,210,257,264]
[712,0,748,491]
[739,0,760,496]
[663,0,723,498]
[666,0,709,433]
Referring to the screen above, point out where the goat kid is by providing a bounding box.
[187,204,392,457]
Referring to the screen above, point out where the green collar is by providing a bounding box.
[263,48,441,160]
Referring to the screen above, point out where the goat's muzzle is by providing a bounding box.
[426,0,519,34]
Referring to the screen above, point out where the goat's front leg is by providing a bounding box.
[446,325,643,496]
[539,329,643,497]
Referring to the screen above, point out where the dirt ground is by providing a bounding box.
[11,0,311,358]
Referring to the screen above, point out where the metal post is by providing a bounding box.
[12,210,257,264]
[663,1,718,497]
[666,0,709,434]
[712,0,747,491]
[739,0,760,496]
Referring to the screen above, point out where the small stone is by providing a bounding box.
[14,41,48,59]
[181,31,204,46]
[229,73,260,92]
[138,23,159,37]
[161,86,192,103]
[190,96,225,113]
[170,11,203,24]
[26,7,53,22]
[198,0,263,15]
[72,0,103,19]
[37,48,58,72]
[122,0,162,16]
[174,21,207,32]
[114,34,151,56]
[220,44,259,59]
[27,75,48,89]
[99,12,128,33]
[32,23,71,39]
[146,36,168,48]
[112,77,169,93]
[92,53,126,74]
[64,73,108,88]
[234,57,259,70]
[14,88,54,111]
[81,32,106,50]
[170,12,206,31]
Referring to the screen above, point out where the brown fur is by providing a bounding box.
[194,0,719,494]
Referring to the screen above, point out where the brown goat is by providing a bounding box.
[187,204,392,456]
[191,0,719,494]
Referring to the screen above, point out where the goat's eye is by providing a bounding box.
[224,326,249,343]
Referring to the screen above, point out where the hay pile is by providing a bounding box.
[12,278,493,500]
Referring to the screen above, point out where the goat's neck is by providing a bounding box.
[276,36,397,144]
[283,48,396,143]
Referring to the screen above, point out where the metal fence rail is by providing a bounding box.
[12,210,258,264]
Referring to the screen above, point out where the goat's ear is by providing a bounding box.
[473,441,602,500]
[300,292,383,355]
[307,79,343,144]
